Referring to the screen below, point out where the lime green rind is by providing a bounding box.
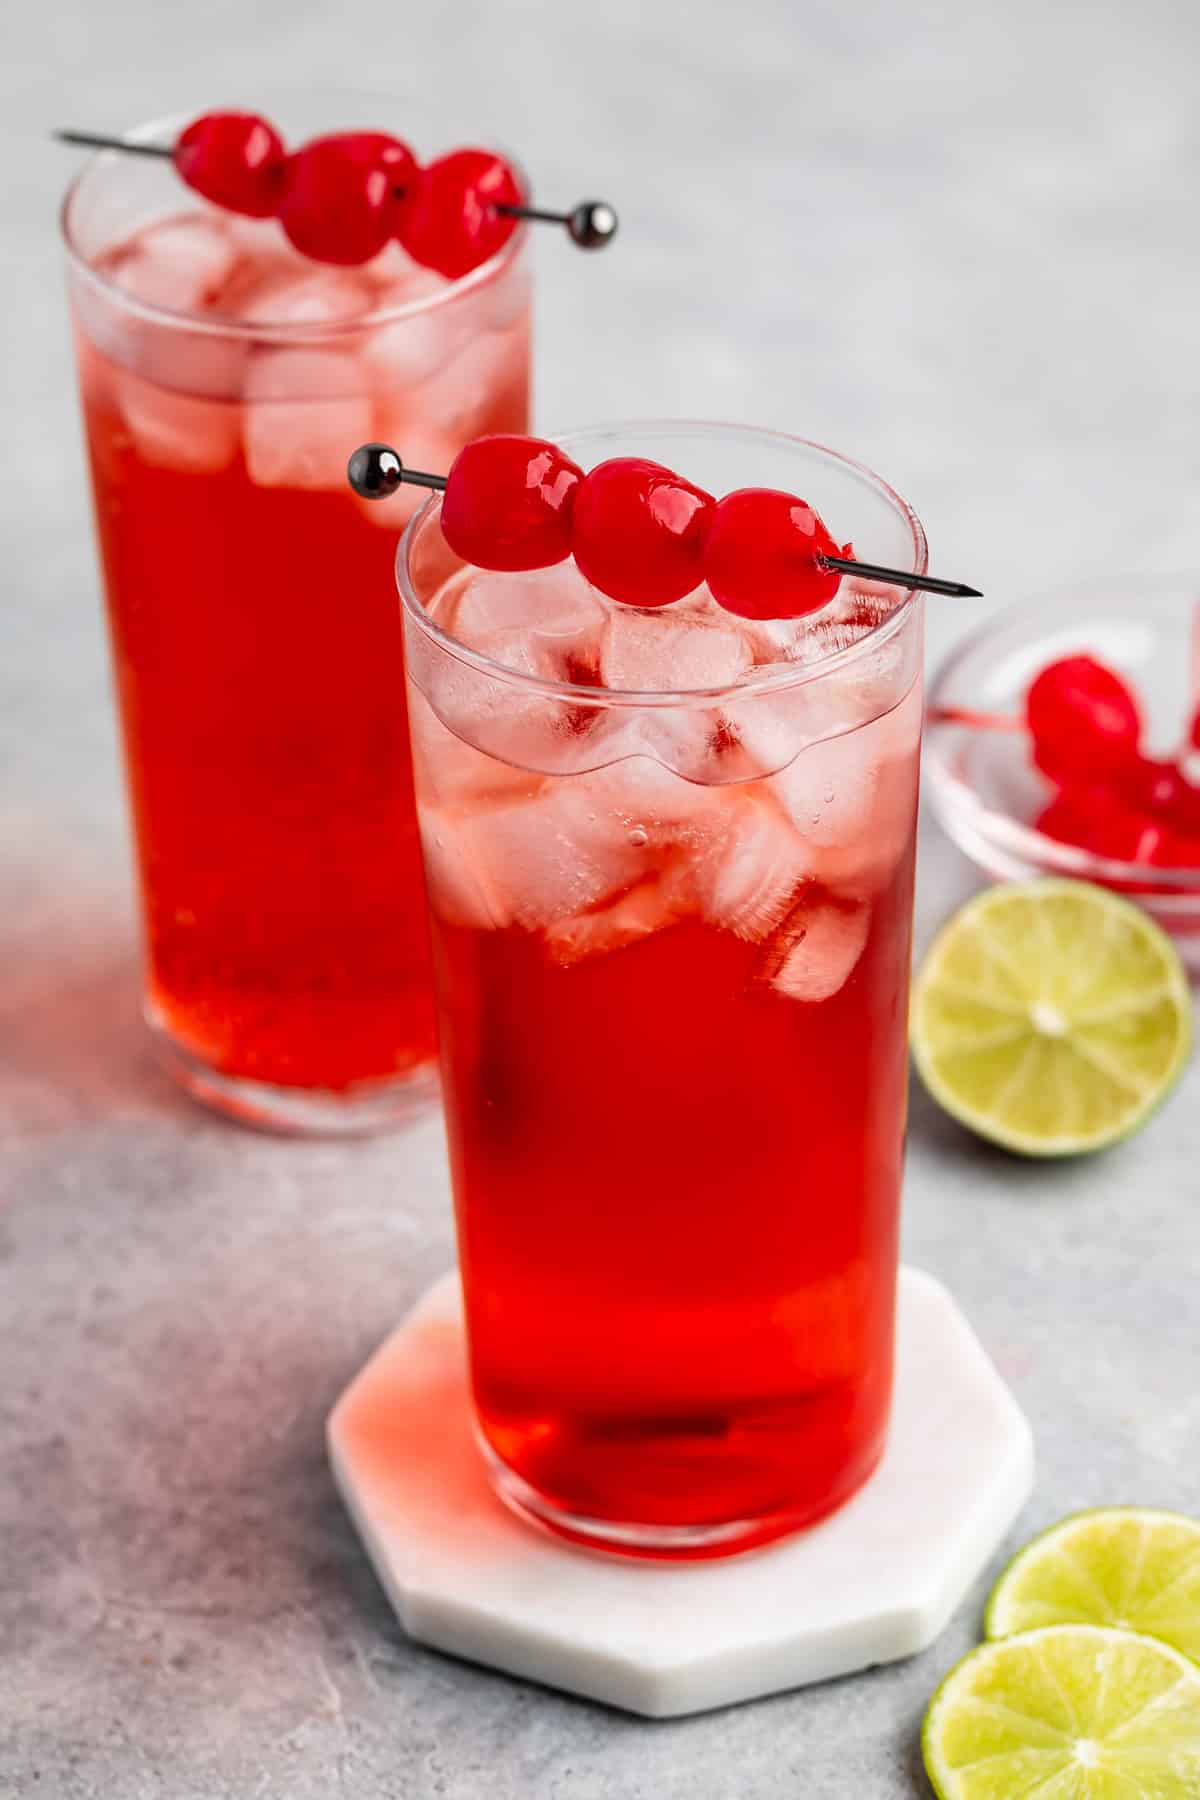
[911,879,1192,1158]
[921,1624,1200,1800]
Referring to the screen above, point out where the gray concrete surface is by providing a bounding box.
[3,1,1200,1794]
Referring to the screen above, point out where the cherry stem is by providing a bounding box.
[927,704,1024,732]
[820,554,982,600]
[55,128,172,158]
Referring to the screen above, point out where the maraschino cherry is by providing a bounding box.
[346,435,979,615]
[1025,656,1142,783]
[1037,788,1164,864]
[439,436,582,571]
[277,132,417,266]
[571,460,714,607]
[396,149,522,280]
[173,111,286,217]
[704,489,848,620]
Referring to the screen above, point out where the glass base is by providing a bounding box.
[149,1011,439,1137]
[476,1430,875,1562]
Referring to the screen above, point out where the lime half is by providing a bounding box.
[911,879,1191,1155]
[986,1507,1200,1663]
[923,1623,1200,1800]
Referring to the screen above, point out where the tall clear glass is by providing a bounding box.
[398,422,926,1557]
[61,108,531,1132]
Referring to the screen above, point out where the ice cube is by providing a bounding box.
[685,791,814,942]
[224,214,290,261]
[720,668,811,778]
[408,689,532,813]
[600,604,751,693]
[418,656,596,777]
[233,268,372,326]
[776,732,875,840]
[574,754,716,838]
[243,349,364,403]
[368,320,527,471]
[113,215,238,314]
[418,807,506,930]
[772,682,921,895]
[452,564,608,672]
[467,628,555,683]
[592,706,735,784]
[765,896,870,1003]
[242,350,372,490]
[409,327,527,442]
[361,303,473,389]
[545,881,676,967]
[115,367,240,472]
[424,781,652,932]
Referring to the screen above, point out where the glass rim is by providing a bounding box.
[394,419,929,708]
[59,111,529,344]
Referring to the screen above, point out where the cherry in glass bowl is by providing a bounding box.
[925,578,1200,973]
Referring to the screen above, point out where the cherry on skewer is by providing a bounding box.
[346,439,983,610]
[54,126,618,259]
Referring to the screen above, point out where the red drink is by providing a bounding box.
[63,129,530,1129]
[400,424,926,1555]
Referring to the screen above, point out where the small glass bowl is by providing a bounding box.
[924,578,1200,973]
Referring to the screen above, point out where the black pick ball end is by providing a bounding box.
[567,201,618,249]
[347,442,403,499]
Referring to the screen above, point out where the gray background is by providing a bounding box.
[4,2,1200,1794]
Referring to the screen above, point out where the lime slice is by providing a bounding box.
[911,879,1192,1155]
[923,1623,1200,1800]
[986,1508,1200,1662]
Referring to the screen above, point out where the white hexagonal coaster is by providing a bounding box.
[328,1268,1033,1718]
